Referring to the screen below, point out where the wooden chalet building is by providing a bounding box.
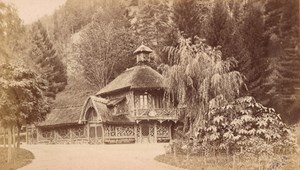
[27,45,183,144]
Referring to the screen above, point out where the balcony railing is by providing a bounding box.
[132,108,181,119]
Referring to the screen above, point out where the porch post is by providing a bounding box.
[134,124,137,143]
[69,128,72,143]
[54,129,58,144]
[139,124,142,143]
[108,125,111,143]
[101,124,105,144]
[87,124,90,142]
[154,122,157,143]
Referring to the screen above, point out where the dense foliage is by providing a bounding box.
[197,96,296,155]
[168,96,297,169]
[261,0,300,123]
[0,64,50,161]
[0,64,49,127]
[0,2,53,162]
[173,0,208,42]
[0,2,25,64]
[37,0,299,123]
[75,5,138,88]
[29,21,67,98]
[132,0,177,64]
[162,36,247,131]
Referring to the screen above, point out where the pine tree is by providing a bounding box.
[29,21,67,99]
[132,0,176,65]
[263,0,300,123]
[203,0,244,61]
[173,0,208,41]
[205,0,229,48]
[239,2,266,101]
[204,1,267,108]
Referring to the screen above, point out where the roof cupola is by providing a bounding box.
[133,44,153,64]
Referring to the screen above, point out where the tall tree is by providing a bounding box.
[204,0,249,60]
[205,0,229,49]
[76,5,138,88]
[0,2,25,64]
[262,0,300,123]
[29,21,68,99]
[162,36,247,133]
[0,64,49,162]
[132,0,177,65]
[173,0,209,42]
[203,1,269,118]
[238,2,266,101]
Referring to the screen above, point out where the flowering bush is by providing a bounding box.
[165,96,297,169]
[195,96,297,155]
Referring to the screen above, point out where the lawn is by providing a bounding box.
[0,147,34,170]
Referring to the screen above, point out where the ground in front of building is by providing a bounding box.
[19,143,183,170]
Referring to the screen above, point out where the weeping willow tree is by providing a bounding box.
[161,36,247,134]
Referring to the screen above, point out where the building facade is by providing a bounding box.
[27,45,183,144]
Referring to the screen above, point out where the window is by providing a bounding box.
[96,126,102,138]
[89,127,95,138]
[139,93,148,109]
[154,95,163,108]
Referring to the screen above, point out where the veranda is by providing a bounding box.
[27,121,174,144]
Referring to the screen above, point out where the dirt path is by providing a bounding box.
[20,144,183,170]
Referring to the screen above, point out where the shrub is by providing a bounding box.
[196,96,297,155]
[170,96,297,158]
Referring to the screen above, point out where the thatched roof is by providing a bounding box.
[97,65,165,96]
[38,76,97,127]
[39,95,135,127]
[53,76,97,108]
[133,44,153,54]
[37,106,82,127]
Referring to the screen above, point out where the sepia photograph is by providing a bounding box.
[0,0,299,169]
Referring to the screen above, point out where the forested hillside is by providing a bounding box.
[37,0,299,124]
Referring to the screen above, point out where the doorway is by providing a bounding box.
[141,124,149,143]
[89,124,103,144]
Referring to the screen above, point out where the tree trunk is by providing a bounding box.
[25,126,28,144]
[3,128,6,147]
[12,126,16,148]
[17,126,20,148]
[183,116,188,133]
[7,126,12,163]
[189,117,193,138]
